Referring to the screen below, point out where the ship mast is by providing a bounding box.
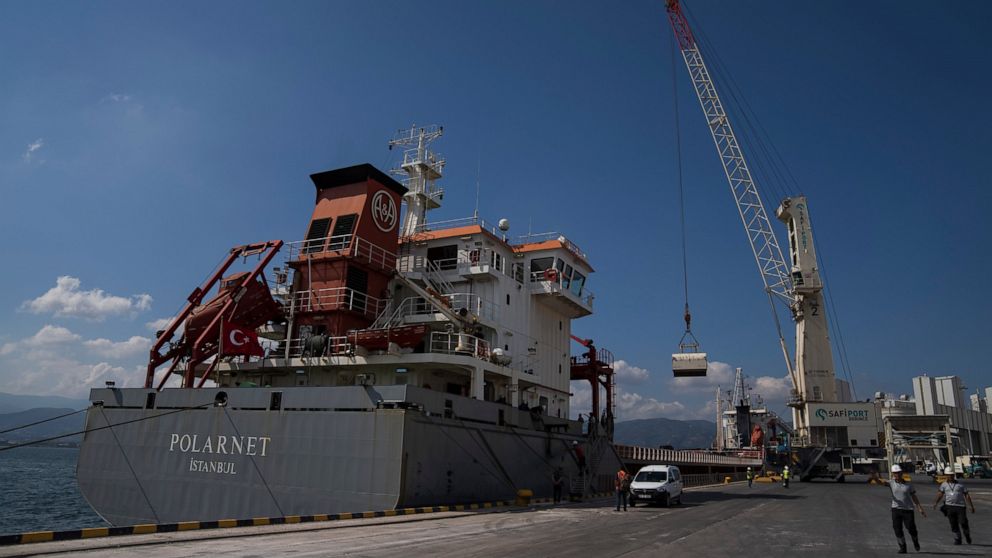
[389,125,446,237]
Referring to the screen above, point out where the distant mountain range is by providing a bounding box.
[0,392,89,445]
[0,391,89,414]
[0,407,86,444]
[613,417,717,449]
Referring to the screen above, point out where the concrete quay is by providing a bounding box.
[2,477,989,557]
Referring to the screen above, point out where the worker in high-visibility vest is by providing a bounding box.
[746,467,754,488]
[782,466,791,488]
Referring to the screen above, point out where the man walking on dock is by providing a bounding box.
[932,467,975,545]
[889,465,925,553]
[746,467,754,488]
[782,466,790,488]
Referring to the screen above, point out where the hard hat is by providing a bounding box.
[891,464,902,473]
[944,467,954,475]
[572,441,578,446]
[783,466,789,470]
[747,466,752,470]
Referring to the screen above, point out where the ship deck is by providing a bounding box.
[2,476,989,557]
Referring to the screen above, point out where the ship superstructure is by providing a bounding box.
[76,127,618,526]
[205,126,595,417]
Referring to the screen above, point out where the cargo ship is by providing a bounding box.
[76,126,623,526]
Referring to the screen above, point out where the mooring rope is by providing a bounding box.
[0,407,88,434]
[98,406,161,524]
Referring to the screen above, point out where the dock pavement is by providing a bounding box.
[2,476,989,557]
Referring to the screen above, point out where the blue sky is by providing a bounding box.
[2,0,990,421]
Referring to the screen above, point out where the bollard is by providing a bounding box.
[723,476,732,484]
[515,489,533,506]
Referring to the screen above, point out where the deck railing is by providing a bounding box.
[429,331,491,361]
[614,444,764,466]
[289,286,387,320]
[529,271,595,309]
[285,234,397,271]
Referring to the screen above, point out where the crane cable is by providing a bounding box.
[683,3,857,396]
[671,30,699,352]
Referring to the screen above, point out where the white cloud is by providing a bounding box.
[84,336,152,359]
[0,324,81,355]
[22,276,153,321]
[146,317,173,332]
[614,359,650,384]
[752,374,793,403]
[1,354,139,398]
[616,390,687,420]
[22,138,44,162]
[26,324,81,346]
[105,93,132,103]
[569,381,592,419]
[0,326,149,397]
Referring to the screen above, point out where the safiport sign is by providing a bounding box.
[807,402,876,427]
[815,407,869,422]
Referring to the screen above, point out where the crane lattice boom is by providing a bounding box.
[665,0,793,308]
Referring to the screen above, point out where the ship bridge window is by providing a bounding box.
[304,218,331,254]
[562,264,573,290]
[511,263,524,283]
[427,244,458,270]
[330,214,357,250]
[529,257,554,281]
[570,271,585,296]
[491,251,504,273]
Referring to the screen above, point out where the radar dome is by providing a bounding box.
[498,219,510,232]
[491,347,512,365]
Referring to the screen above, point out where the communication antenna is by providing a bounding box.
[389,125,446,237]
[474,158,481,220]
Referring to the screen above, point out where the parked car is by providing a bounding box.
[629,465,683,507]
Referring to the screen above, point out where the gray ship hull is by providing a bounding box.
[77,385,619,526]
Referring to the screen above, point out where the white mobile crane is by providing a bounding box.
[665,0,873,480]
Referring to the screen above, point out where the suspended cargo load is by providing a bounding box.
[672,307,707,377]
[672,351,708,377]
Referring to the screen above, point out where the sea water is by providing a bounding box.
[0,446,105,535]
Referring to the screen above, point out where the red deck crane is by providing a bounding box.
[569,334,616,437]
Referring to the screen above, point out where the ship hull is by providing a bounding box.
[77,385,618,526]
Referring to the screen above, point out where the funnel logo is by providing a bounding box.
[815,408,828,421]
[371,190,397,232]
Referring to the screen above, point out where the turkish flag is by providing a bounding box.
[221,322,265,358]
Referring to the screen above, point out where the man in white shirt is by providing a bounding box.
[889,464,925,553]
[932,467,976,545]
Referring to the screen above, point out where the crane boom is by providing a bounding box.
[665,0,793,308]
[665,0,842,445]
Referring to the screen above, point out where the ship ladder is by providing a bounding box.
[568,474,589,500]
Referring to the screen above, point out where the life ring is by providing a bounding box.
[543,268,559,282]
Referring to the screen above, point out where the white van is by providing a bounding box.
[629,464,683,507]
